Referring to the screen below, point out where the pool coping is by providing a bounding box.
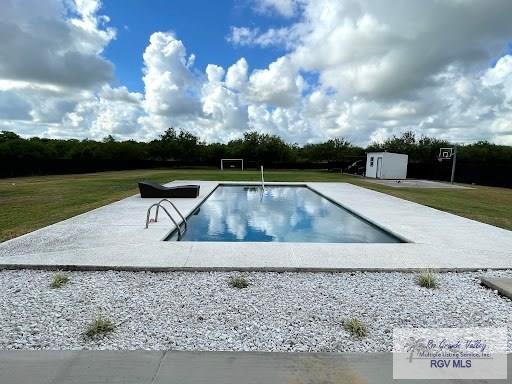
[1,181,511,272]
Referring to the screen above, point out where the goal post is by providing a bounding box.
[220,158,244,171]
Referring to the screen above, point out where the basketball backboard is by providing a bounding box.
[438,147,454,161]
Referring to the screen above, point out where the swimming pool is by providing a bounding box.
[166,185,402,243]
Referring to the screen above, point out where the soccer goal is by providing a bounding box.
[220,158,244,171]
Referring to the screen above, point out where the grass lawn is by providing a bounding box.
[1,168,511,242]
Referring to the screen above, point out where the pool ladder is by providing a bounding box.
[145,199,187,240]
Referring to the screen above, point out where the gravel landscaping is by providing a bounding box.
[0,269,511,352]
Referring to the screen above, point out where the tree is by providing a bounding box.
[103,135,116,143]
[367,131,449,162]
[160,127,177,142]
[0,131,21,142]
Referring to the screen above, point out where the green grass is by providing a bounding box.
[354,181,512,231]
[50,273,70,289]
[417,270,439,289]
[85,316,116,338]
[1,168,511,242]
[343,318,368,338]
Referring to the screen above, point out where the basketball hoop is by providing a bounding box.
[437,147,453,162]
[437,147,457,184]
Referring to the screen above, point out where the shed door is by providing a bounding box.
[376,157,383,178]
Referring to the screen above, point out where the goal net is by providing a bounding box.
[220,158,244,171]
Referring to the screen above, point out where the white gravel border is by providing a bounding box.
[1,270,511,352]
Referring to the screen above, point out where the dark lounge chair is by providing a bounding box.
[138,181,200,198]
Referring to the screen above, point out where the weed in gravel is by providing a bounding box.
[85,316,115,338]
[417,270,438,289]
[343,318,368,338]
[229,275,249,289]
[50,273,70,289]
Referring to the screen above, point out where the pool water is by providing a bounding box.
[166,185,402,243]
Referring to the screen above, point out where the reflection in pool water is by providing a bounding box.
[166,185,402,243]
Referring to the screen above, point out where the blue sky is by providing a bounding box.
[102,0,292,92]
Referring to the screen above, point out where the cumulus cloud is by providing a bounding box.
[286,1,512,101]
[205,64,225,83]
[137,32,249,142]
[2,0,512,145]
[0,0,115,89]
[225,58,249,91]
[141,32,200,117]
[57,86,144,139]
[232,0,512,144]
[198,65,249,142]
[0,0,130,139]
[247,56,303,107]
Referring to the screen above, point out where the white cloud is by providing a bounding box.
[137,32,249,142]
[199,66,249,142]
[205,64,225,83]
[56,85,144,139]
[2,0,512,146]
[482,55,512,102]
[141,32,200,117]
[0,0,115,89]
[227,27,259,46]
[227,26,297,49]
[69,0,116,55]
[0,0,129,139]
[483,56,512,86]
[233,0,512,145]
[489,119,512,145]
[225,58,248,91]
[247,56,303,107]
[254,0,301,17]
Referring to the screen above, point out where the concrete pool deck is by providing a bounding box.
[0,181,511,271]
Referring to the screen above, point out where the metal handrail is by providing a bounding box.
[145,203,183,239]
[155,199,187,235]
[144,199,188,240]
[260,165,265,190]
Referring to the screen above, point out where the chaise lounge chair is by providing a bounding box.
[138,181,200,198]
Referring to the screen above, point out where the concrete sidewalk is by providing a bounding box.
[0,351,510,384]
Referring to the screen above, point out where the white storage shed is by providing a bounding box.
[365,152,408,179]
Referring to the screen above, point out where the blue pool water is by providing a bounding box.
[166,185,402,243]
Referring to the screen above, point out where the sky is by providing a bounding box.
[1,0,512,146]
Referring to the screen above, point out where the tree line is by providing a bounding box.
[1,128,511,164]
[1,128,512,186]
[0,129,364,165]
